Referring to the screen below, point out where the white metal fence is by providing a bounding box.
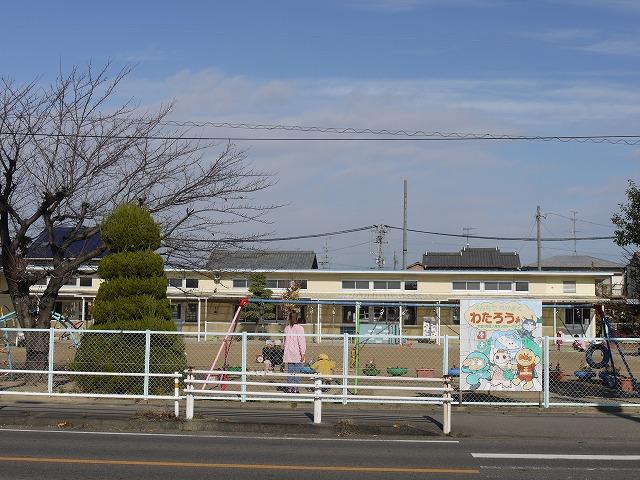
[0,328,638,412]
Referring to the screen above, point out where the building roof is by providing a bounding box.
[207,250,318,271]
[422,247,521,270]
[26,227,105,260]
[523,255,624,271]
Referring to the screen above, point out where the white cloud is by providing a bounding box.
[123,68,635,266]
[579,39,640,56]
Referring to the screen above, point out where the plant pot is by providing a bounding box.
[362,367,380,376]
[387,367,408,377]
[574,370,595,380]
[415,368,436,378]
[448,368,460,378]
[549,370,566,382]
[619,376,635,393]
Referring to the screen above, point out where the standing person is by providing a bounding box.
[283,312,306,393]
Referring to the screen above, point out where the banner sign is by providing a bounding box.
[459,299,543,392]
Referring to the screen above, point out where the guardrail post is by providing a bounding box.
[186,369,194,420]
[543,336,550,408]
[47,328,55,394]
[342,333,349,405]
[313,374,322,424]
[443,376,451,435]
[241,331,248,402]
[442,335,449,376]
[174,372,180,418]
[143,330,151,398]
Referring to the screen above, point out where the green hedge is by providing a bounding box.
[95,277,168,302]
[101,203,161,252]
[92,296,172,326]
[70,330,185,395]
[98,252,165,280]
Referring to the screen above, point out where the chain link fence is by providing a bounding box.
[0,328,638,407]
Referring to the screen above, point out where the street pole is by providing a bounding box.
[536,205,542,271]
[402,179,408,269]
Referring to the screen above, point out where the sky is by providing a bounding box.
[3,0,640,269]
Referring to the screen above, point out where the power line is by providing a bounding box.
[383,224,614,241]
[546,211,614,228]
[2,129,640,145]
[169,223,615,244]
[157,120,640,145]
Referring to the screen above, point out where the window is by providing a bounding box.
[79,276,93,287]
[171,304,182,321]
[484,281,512,291]
[515,281,529,292]
[185,303,198,322]
[563,281,577,294]
[565,307,591,325]
[168,278,183,288]
[232,278,248,288]
[404,281,418,291]
[266,279,307,289]
[64,277,78,286]
[373,280,401,290]
[35,276,48,286]
[185,278,199,289]
[342,280,369,289]
[452,281,481,291]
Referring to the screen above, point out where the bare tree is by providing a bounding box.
[0,64,274,367]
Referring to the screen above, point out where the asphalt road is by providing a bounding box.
[0,428,637,479]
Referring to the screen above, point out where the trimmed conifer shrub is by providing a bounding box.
[71,203,185,394]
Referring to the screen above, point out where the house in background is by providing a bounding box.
[421,247,521,270]
[523,254,625,335]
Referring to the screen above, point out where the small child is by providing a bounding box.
[311,353,336,376]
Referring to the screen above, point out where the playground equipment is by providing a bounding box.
[0,310,19,370]
[584,304,638,393]
[50,312,83,348]
[201,297,249,390]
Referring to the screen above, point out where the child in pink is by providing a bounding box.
[283,313,306,393]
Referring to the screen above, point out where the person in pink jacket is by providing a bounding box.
[283,312,306,393]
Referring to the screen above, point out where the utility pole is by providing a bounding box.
[462,227,475,248]
[402,179,408,269]
[570,210,578,255]
[536,205,542,271]
[373,224,387,269]
[393,251,398,270]
[319,240,330,269]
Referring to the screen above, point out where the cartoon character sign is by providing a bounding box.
[460,299,542,391]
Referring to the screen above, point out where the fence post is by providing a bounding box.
[443,376,451,435]
[174,372,180,417]
[342,333,349,405]
[186,369,194,420]
[543,336,550,408]
[241,331,248,402]
[143,330,151,398]
[313,374,322,424]
[47,328,55,394]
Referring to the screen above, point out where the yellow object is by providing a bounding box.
[311,354,336,375]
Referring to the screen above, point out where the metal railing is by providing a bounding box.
[183,369,453,434]
[0,327,638,416]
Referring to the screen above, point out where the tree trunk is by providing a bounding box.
[13,291,53,373]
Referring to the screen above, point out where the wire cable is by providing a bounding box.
[2,129,640,145]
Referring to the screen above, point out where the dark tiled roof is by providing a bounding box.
[26,227,105,260]
[207,250,318,271]
[422,247,520,270]
[523,255,623,270]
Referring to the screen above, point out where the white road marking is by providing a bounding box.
[472,453,640,460]
[0,427,458,444]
